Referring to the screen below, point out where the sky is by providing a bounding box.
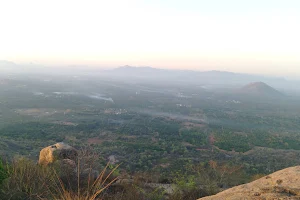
[0,0,299,76]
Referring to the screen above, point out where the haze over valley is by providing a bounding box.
[1,63,300,178]
[1,0,300,199]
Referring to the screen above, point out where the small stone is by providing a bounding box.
[253,192,261,196]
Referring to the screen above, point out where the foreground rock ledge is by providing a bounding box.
[199,166,300,200]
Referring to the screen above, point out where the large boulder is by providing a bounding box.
[38,142,78,166]
[198,166,300,200]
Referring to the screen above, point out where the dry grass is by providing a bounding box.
[0,149,119,200]
[52,162,120,200]
[1,158,56,199]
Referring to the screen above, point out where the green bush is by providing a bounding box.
[0,158,8,185]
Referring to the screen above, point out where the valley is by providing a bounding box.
[1,68,300,198]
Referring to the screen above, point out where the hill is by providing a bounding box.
[240,82,283,97]
[199,165,300,199]
[107,66,287,88]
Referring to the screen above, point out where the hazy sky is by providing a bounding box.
[0,0,299,76]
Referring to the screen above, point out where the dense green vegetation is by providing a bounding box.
[0,159,7,185]
[1,73,300,199]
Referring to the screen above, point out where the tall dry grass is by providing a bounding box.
[52,162,119,200]
[0,149,119,200]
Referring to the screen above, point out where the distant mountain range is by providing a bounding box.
[112,66,300,83]
[110,66,288,89]
[1,62,299,94]
[112,66,285,81]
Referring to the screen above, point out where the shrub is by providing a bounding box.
[0,153,119,200]
[0,158,8,185]
[0,158,56,199]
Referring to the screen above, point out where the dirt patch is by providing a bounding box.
[182,122,206,128]
[121,135,137,139]
[15,108,65,117]
[182,142,194,147]
[151,137,158,142]
[196,148,209,151]
[53,121,78,126]
[160,163,170,168]
[87,137,105,145]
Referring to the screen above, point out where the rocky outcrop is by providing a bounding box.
[38,143,103,186]
[38,142,78,166]
[199,166,300,200]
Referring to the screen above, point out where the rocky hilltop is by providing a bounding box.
[198,166,300,200]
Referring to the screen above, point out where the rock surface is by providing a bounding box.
[38,143,101,184]
[199,166,300,200]
[38,142,78,166]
